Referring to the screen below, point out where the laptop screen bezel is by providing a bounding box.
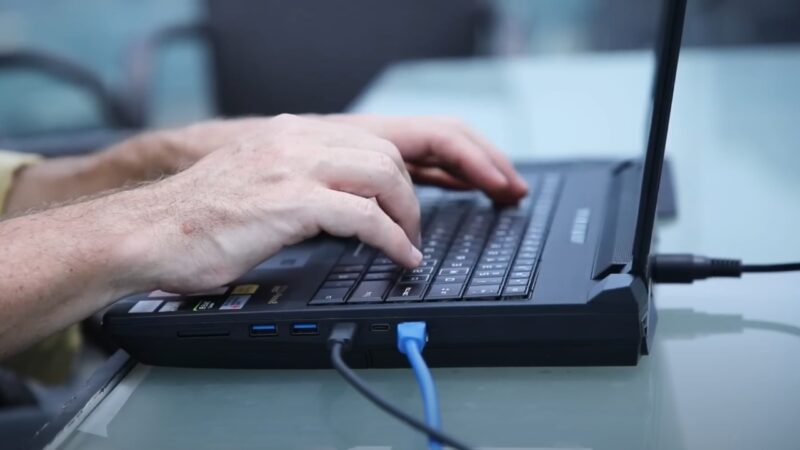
[631,0,687,276]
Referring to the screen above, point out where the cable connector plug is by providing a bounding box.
[397,321,428,355]
[651,254,741,283]
[327,322,357,351]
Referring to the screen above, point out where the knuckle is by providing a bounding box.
[433,130,459,149]
[373,152,399,178]
[375,137,401,158]
[354,198,379,221]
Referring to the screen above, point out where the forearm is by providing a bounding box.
[4,132,173,215]
[0,190,153,358]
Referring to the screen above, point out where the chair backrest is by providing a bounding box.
[205,0,488,116]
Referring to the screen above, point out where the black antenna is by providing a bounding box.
[631,0,687,276]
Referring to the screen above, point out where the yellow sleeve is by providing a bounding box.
[0,149,42,214]
[0,150,80,385]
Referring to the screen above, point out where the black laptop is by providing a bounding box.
[104,0,686,368]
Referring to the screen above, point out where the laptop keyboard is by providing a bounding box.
[310,173,561,305]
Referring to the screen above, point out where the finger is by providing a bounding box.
[313,189,422,268]
[456,125,529,197]
[406,165,472,190]
[294,116,414,187]
[419,129,519,202]
[312,148,421,246]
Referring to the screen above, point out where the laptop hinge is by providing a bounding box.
[592,161,641,279]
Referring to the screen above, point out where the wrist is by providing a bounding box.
[77,186,166,296]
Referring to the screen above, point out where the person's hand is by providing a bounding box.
[321,115,528,203]
[125,114,424,293]
[146,114,529,202]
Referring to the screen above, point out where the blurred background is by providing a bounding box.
[1,0,799,446]
[1,0,799,145]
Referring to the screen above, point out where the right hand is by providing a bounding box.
[126,114,423,294]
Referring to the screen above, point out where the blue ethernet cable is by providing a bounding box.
[328,322,472,450]
[397,321,442,450]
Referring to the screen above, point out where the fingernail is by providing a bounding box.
[409,245,423,267]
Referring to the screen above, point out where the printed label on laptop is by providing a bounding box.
[220,295,251,310]
[232,284,259,295]
[158,301,183,313]
[129,300,163,313]
[192,300,217,312]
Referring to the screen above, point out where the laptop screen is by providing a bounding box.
[631,0,686,275]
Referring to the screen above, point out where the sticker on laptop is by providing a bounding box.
[232,284,259,295]
[186,287,229,296]
[129,300,163,313]
[220,295,251,310]
[147,290,180,298]
[192,300,217,311]
[158,301,183,313]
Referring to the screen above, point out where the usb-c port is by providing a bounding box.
[370,323,390,332]
[291,323,319,336]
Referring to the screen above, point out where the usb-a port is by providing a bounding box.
[250,324,278,337]
[291,322,319,336]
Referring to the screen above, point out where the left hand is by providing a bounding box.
[154,114,529,203]
[4,115,527,214]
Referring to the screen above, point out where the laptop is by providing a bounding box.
[103,0,686,368]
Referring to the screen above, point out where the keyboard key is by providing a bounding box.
[505,278,528,286]
[386,283,426,302]
[510,271,532,279]
[363,272,397,281]
[339,243,376,264]
[502,285,529,297]
[322,280,356,289]
[447,254,476,262]
[478,263,507,271]
[408,267,434,275]
[310,288,349,305]
[480,256,511,263]
[442,261,470,268]
[369,264,398,273]
[463,285,500,298]
[348,280,392,303]
[328,272,360,281]
[330,265,365,273]
[439,268,469,276]
[474,270,504,278]
[426,283,464,300]
[470,277,503,285]
[400,275,430,283]
[512,265,533,272]
[435,275,467,283]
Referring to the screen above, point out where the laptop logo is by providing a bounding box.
[570,208,591,244]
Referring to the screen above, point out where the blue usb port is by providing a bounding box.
[250,324,278,337]
[291,322,319,336]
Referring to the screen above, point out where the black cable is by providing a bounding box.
[327,324,474,450]
[651,254,800,284]
[741,262,800,273]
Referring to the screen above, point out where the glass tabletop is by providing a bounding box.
[49,45,800,450]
